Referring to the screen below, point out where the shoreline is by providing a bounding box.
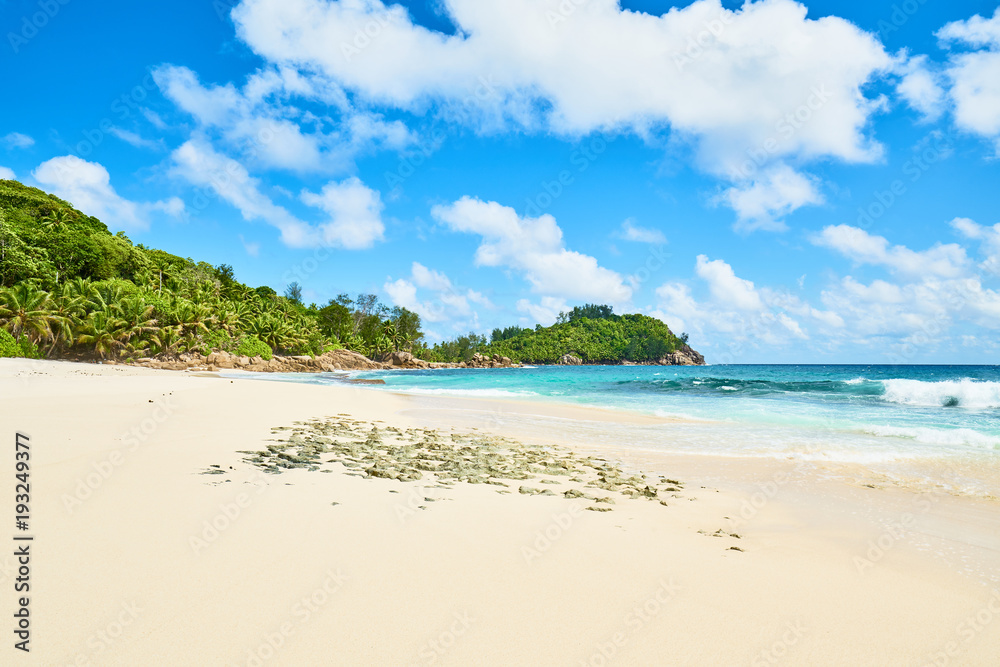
[2,359,998,665]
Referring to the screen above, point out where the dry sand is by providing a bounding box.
[1,358,998,666]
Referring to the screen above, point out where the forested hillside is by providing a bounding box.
[423,304,703,365]
[0,179,701,366]
[0,179,420,361]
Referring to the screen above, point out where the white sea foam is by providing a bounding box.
[863,425,1000,449]
[387,387,539,398]
[880,378,1000,409]
[844,377,866,385]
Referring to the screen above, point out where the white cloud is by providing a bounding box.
[169,138,315,246]
[813,224,968,278]
[516,296,567,326]
[618,218,666,244]
[720,164,823,232]
[432,196,632,304]
[653,256,809,359]
[895,54,946,121]
[142,108,168,130]
[2,132,34,149]
[153,64,413,173]
[169,138,385,249]
[653,226,1000,360]
[937,8,1000,153]
[950,216,1000,275]
[109,127,164,151]
[411,262,452,291]
[383,262,492,329]
[300,177,384,249]
[32,155,180,231]
[232,0,893,227]
[695,255,763,311]
[0,167,14,180]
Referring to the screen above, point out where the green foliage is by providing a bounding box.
[0,328,41,359]
[428,307,684,365]
[556,303,616,323]
[0,180,696,367]
[236,336,272,361]
[0,179,433,362]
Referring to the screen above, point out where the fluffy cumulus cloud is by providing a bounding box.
[895,54,947,121]
[32,155,184,231]
[651,221,1000,361]
[902,9,1000,152]
[719,165,823,232]
[384,262,492,335]
[695,255,763,311]
[950,216,1000,276]
[230,0,893,228]
[0,166,14,180]
[812,225,968,278]
[653,255,819,360]
[153,64,413,173]
[300,176,385,249]
[168,138,385,248]
[431,196,632,304]
[937,8,1000,152]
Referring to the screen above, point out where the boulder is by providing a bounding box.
[389,351,414,366]
[659,345,706,366]
[558,354,583,366]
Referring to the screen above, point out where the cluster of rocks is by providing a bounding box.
[123,348,388,373]
[557,345,705,367]
[464,352,516,368]
[659,345,706,366]
[240,415,688,513]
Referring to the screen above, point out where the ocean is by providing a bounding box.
[251,364,1000,495]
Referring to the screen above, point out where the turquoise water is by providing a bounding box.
[343,364,1000,464]
[245,365,1000,488]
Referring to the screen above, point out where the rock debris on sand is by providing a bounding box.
[239,415,690,512]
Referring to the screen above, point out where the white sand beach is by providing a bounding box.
[2,359,999,666]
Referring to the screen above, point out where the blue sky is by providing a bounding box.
[2,0,1000,363]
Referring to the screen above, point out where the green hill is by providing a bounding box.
[0,179,420,361]
[423,304,704,365]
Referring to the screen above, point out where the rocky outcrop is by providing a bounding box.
[658,345,705,366]
[558,354,583,365]
[385,350,431,369]
[465,353,516,369]
[129,348,391,373]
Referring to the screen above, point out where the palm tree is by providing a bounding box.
[0,283,55,344]
[149,325,182,357]
[117,296,158,349]
[40,208,74,232]
[382,322,404,352]
[45,290,86,354]
[76,310,126,359]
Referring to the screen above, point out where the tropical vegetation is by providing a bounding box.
[419,304,690,364]
[0,179,422,362]
[0,178,693,366]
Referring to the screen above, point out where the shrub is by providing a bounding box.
[0,329,17,357]
[236,336,272,361]
[0,329,42,359]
